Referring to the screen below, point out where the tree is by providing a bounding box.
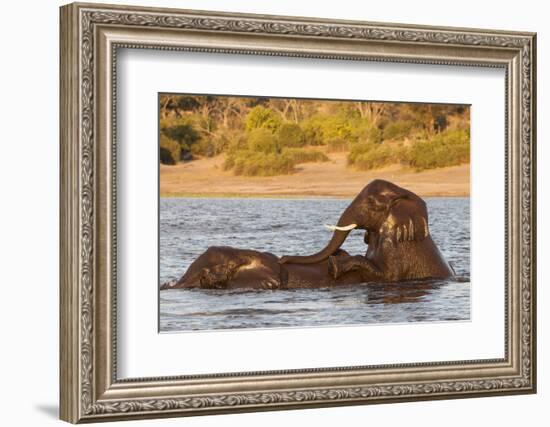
[247,128,279,153]
[160,117,200,159]
[159,135,181,165]
[159,94,201,118]
[277,123,306,147]
[245,106,282,133]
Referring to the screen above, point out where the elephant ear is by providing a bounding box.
[380,197,429,244]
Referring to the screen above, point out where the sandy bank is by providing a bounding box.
[160,152,469,198]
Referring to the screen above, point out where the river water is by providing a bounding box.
[159,197,470,332]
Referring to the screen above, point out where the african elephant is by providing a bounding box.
[280,179,454,282]
[160,246,363,290]
[161,180,453,290]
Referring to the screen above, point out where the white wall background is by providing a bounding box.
[0,0,545,426]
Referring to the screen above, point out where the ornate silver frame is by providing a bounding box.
[60,2,536,423]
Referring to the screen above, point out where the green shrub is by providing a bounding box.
[191,131,244,157]
[225,133,249,152]
[364,126,384,144]
[347,143,370,165]
[393,144,411,164]
[191,137,219,157]
[276,123,306,148]
[159,135,181,165]
[285,148,329,163]
[346,128,470,171]
[223,147,328,176]
[320,115,356,141]
[382,120,415,141]
[222,154,235,171]
[407,129,470,171]
[246,128,279,153]
[301,118,324,146]
[245,106,282,133]
[160,117,200,152]
[348,142,394,170]
[299,114,381,146]
[223,150,295,176]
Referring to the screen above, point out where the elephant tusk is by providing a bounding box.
[324,223,358,231]
[422,217,429,238]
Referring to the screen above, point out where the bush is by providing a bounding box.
[159,135,181,165]
[301,119,324,146]
[223,150,295,176]
[393,144,411,164]
[348,142,394,170]
[223,147,328,176]
[301,114,381,146]
[319,115,356,142]
[191,130,245,157]
[222,153,236,171]
[191,137,219,157]
[285,148,329,163]
[224,132,248,152]
[382,120,415,141]
[364,125,383,144]
[346,128,470,171]
[246,128,279,153]
[276,123,306,148]
[407,129,470,171]
[160,117,200,153]
[245,106,282,133]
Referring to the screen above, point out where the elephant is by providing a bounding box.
[160,246,363,290]
[161,179,454,290]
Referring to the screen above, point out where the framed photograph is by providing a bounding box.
[60,2,536,423]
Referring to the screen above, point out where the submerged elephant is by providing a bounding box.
[161,179,454,290]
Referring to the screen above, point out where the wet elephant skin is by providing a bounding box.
[161,180,454,290]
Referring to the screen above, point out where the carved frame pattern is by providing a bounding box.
[60,2,536,423]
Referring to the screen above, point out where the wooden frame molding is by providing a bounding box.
[60,2,536,423]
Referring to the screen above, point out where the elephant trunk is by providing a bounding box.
[281,204,358,265]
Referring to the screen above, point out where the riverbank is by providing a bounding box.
[160,152,469,198]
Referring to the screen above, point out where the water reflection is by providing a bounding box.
[364,281,443,304]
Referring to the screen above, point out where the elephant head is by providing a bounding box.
[280,180,429,265]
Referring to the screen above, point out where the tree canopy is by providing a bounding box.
[159,94,469,175]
